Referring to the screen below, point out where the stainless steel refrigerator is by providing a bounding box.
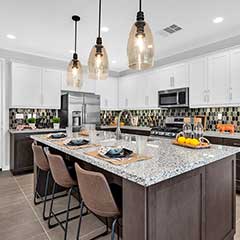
[58,92,100,132]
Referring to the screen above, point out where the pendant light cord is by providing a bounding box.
[98,0,102,38]
[139,0,142,12]
[74,20,77,53]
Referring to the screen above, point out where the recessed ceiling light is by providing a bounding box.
[112,60,117,64]
[6,34,16,39]
[101,26,109,33]
[213,17,224,24]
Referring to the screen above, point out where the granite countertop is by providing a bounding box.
[9,128,66,134]
[204,131,240,140]
[99,125,152,131]
[31,132,240,187]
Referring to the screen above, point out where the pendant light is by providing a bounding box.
[127,0,154,70]
[67,15,83,88]
[88,0,109,80]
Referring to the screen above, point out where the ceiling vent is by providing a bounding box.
[158,24,183,37]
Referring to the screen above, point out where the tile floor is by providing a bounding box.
[1,171,240,240]
[0,171,116,240]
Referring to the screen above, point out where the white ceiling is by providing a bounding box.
[0,0,240,71]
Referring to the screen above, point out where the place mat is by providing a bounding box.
[56,141,100,150]
[85,151,152,165]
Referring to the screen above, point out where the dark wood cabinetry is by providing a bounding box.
[10,130,65,175]
[206,135,240,192]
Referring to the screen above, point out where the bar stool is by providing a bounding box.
[75,163,122,240]
[32,142,54,220]
[45,150,85,240]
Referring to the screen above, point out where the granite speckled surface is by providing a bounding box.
[31,132,240,187]
[204,131,240,140]
[9,128,66,134]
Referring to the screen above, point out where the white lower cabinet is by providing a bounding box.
[11,63,62,109]
[95,77,118,110]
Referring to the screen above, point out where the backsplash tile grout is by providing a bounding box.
[100,107,240,132]
[9,108,57,129]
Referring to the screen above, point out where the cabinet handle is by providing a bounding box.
[170,76,174,87]
[125,98,128,107]
[229,92,232,101]
[233,143,240,147]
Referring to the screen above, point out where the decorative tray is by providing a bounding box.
[172,140,211,149]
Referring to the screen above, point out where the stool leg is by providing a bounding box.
[48,182,56,228]
[42,170,50,220]
[64,187,73,240]
[34,167,40,205]
[111,218,118,240]
[117,221,120,240]
[76,201,84,240]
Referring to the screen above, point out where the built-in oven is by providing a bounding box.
[158,88,189,108]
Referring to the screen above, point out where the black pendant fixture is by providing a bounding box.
[88,0,109,80]
[127,0,154,70]
[67,15,83,88]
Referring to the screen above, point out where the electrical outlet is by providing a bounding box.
[16,113,24,119]
[218,113,222,120]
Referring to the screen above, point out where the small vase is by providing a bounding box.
[53,123,60,129]
[29,123,35,129]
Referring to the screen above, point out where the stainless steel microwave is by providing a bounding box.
[158,88,189,108]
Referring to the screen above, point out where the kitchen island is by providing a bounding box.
[31,133,240,240]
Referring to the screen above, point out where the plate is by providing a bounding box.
[98,146,133,159]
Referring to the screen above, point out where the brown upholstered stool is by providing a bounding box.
[32,142,55,220]
[45,149,85,240]
[75,163,122,240]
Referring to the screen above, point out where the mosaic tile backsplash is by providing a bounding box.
[9,109,57,129]
[100,107,240,132]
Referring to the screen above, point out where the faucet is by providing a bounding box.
[115,109,133,140]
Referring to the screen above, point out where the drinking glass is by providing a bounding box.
[136,136,148,155]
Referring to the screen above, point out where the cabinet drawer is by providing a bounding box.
[205,136,223,145]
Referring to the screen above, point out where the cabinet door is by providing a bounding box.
[189,57,208,107]
[11,63,42,108]
[42,69,62,109]
[230,48,240,104]
[95,77,118,110]
[173,63,189,88]
[158,67,172,90]
[208,52,230,106]
[81,72,96,93]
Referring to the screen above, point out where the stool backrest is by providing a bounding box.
[32,142,49,171]
[75,163,120,218]
[45,150,75,188]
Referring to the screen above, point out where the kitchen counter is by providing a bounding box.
[204,130,240,139]
[99,125,151,131]
[32,132,238,240]
[9,128,66,134]
[31,133,239,187]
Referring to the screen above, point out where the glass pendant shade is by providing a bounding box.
[88,45,109,80]
[127,22,154,70]
[67,59,83,88]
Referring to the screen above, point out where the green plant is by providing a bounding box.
[52,117,60,124]
[27,118,36,124]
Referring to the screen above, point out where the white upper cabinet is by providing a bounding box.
[11,63,62,109]
[207,51,230,106]
[95,77,118,110]
[230,48,240,104]
[158,63,189,90]
[42,69,62,109]
[61,71,96,93]
[11,63,42,108]
[189,57,208,107]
